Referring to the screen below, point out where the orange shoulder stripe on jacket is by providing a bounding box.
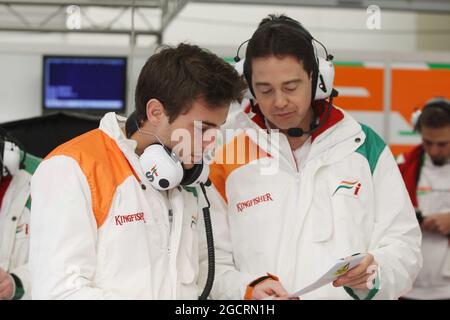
[209,133,271,203]
[45,129,135,228]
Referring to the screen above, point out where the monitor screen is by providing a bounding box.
[43,56,127,113]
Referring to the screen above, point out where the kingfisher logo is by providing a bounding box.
[236,193,273,213]
[145,165,158,182]
[333,180,362,196]
[115,212,146,226]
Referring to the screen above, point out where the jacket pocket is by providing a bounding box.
[178,216,199,285]
[330,194,369,253]
[311,195,334,243]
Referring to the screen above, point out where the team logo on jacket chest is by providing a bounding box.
[115,212,146,226]
[333,180,362,196]
[236,193,274,213]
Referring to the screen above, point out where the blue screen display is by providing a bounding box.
[43,56,127,111]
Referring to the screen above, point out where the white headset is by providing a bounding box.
[235,56,334,102]
[412,97,450,130]
[235,18,335,102]
[125,112,209,191]
[314,56,335,100]
[0,134,21,177]
[139,143,209,191]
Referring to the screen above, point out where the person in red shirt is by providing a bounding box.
[1,132,39,300]
[398,98,450,299]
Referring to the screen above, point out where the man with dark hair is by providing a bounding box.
[398,97,450,299]
[204,14,422,300]
[29,43,245,299]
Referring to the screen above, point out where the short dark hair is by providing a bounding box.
[244,14,317,95]
[415,98,450,131]
[135,43,246,124]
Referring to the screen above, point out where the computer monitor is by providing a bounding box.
[42,55,127,114]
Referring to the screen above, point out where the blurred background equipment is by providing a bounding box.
[0,112,100,158]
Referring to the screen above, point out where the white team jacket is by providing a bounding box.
[29,112,201,299]
[200,103,423,300]
[0,169,31,299]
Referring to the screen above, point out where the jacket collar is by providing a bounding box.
[99,112,137,152]
[234,101,363,167]
[243,100,344,143]
[99,112,144,182]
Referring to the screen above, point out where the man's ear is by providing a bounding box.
[146,99,166,126]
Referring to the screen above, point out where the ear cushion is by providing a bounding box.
[311,61,319,100]
[314,57,335,100]
[243,58,254,98]
[235,59,255,100]
[181,163,205,186]
[125,111,139,138]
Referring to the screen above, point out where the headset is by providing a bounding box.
[234,16,338,137]
[125,111,209,191]
[0,128,26,178]
[234,18,335,102]
[413,97,450,131]
[139,143,209,191]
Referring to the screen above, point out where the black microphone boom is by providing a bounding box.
[286,88,338,138]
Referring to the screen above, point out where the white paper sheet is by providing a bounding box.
[288,253,368,298]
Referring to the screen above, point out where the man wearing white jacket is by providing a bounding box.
[0,133,40,300]
[29,44,245,299]
[202,14,422,300]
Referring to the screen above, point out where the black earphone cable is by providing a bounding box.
[198,181,215,300]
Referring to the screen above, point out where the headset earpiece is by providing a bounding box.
[139,143,209,191]
[0,130,23,177]
[133,121,210,191]
[139,144,184,191]
[314,56,335,100]
[237,59,255,100]
[1,139,21,177]
[181,163,209,187]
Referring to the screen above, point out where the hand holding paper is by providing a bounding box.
[333,253,378,290]
[288,253,377,298]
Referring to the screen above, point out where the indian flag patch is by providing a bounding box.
[417,186,450,196]
[333,180,362,196]
[15,223,29,235]
[16,224,24,234]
